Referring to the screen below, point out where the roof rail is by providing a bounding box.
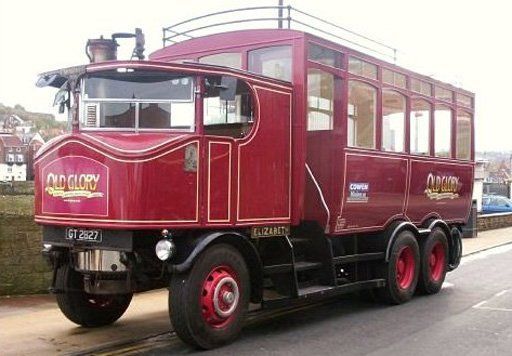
[162,5,398,63]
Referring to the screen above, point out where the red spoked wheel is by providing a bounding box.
[201,266,240,328]
[418,228,448,294]
[376,230,420,304]
[169,244,250,349]
[396,246,416,290]
[429,241,446,282]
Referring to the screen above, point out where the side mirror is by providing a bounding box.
[53,87,69,114]
[219,76,237,101]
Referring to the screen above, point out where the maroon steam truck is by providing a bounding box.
[36,7,474,349]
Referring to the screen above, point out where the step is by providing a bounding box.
[295,261,323,272]
[332,252,385,265]
[263,263,293,275]
[298,279,386,298]
[289,237,311,245]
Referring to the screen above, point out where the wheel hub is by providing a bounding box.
[396,246,415,290]
[201,266,240,328]
[429,242,446,282]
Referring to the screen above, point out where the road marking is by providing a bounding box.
[495,289,508,297]
[472,300,488,308]
[472,288,511,312]
[473,306,512,312]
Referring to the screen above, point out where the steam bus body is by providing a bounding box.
[36,14,474,349]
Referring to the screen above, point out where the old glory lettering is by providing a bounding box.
[45,173,104,199]
[424,173,460,200]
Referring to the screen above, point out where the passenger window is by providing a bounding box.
[382,69,406,89]
[382,90,405,152]
[203,76,254,138]
[435,86,453,102]
[411,78,432,97]
[348,57,377,80]
[410,99,431,155]
[308,43,343,68]
[348,80,376,148]
[199,53,242,69]
[456,110,472,160]
[434,105,452,157]
[307,69,334,131]
[248,46,292,81]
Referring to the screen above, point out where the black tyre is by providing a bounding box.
[417,227,448,295]
[169,244,250,349]
[377,230,420,304]
[55,264,132,327]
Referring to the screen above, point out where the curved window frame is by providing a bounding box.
[456,110,472,160]
[202,75,257,140]
[410,98,432,156]
[434,104,453,158]
[381,89,406,153]
[347,80,377,149]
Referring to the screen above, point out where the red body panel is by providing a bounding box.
[34,62,293,229]
[36,29,475,235]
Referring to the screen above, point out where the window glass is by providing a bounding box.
[434,105,452,157]
[85,72,193,101]
[382,90,405,152]
[457,93,473,107]
[456,111,472,160]
[307,69,334,131]
[308,43,343,68]
[410,99,431,155]
[248,46,292,81]
[199,52,242,69]
[137,102,193,130]
[435,86,453,102]
[395,72,406,88]
[99,103,136,128]
[411,78,432,96]
[348,57,377,80]
[348,81,376,148]
[382,69,406,89]
[82,71,195,130]
[203,76,254,138]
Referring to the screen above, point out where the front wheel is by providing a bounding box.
[55,264,133,327]
[169,244,250,349]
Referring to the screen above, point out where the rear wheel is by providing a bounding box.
[377,230,420,304]
[55,264,132,327]
[417,228,448,294]
[169,244,250,349]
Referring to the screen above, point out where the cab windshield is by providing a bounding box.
[80,69,195,131]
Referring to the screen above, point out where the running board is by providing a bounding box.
[332,252,384,264]
[263,279,386,308]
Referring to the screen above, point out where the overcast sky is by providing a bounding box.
[1,0,511,151]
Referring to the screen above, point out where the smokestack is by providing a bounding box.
[86,36,118,63]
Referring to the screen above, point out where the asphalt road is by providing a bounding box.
[94,244,512,356]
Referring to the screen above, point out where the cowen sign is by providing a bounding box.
[42,156,109,216]
[424,173,460,200]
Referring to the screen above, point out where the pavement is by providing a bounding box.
[2,227,512,355]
